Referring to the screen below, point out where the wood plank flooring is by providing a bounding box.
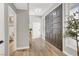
[11,38,64,56]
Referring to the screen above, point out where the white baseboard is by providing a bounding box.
[16,46,29,50]
[42,36,45,40]
[41,34,45,40]
[63,51,72,56]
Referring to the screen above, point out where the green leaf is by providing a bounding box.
[65,15,79,38]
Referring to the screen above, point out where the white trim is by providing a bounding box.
[62,3,65,53]
[63,51,72,56]
[62,4,73,56]
[41,33,45,40]
[16,46,29,50]
[42,36,45,40]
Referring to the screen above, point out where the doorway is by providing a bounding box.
[8,6,16,55]
[32,22,41,39]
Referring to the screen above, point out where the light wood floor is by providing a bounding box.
[11,38,65,56]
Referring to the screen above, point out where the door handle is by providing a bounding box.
[0,40,4,44]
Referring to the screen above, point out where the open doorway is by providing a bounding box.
[8,6,16,55]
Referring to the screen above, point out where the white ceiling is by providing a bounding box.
[14,3,28,10]
[14,3,58,16]
[29,3,56,16]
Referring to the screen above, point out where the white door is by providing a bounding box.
[32,22,41,39]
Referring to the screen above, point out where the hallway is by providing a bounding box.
[0,3,79,56]
[12,38,64,56]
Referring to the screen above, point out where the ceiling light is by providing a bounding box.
[53,12,56,16]
[35,8,41,13]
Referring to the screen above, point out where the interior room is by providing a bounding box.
[0,3,79,56]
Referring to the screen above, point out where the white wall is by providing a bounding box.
[29,15,43,38]
[29,16,42,28]
[17,10,29,49]
[0,3,5,55]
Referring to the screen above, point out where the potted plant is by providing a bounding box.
[65,14,79,55]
